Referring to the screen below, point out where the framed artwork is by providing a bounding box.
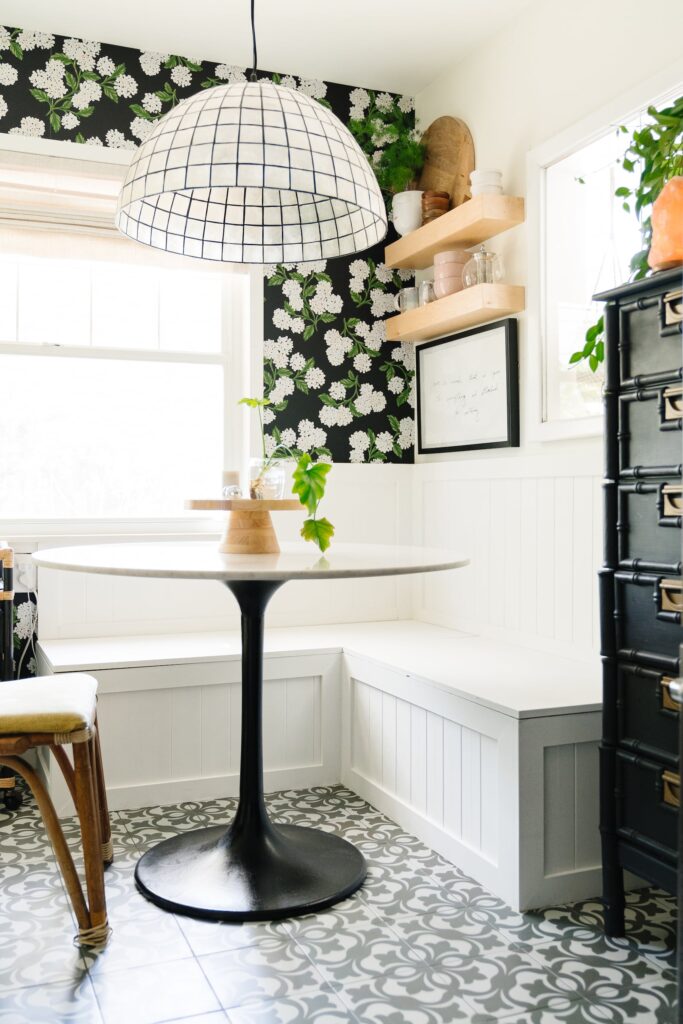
[416,318,519,454]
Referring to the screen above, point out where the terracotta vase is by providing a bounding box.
[648,176,683,271]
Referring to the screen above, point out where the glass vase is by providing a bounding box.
[249,458,286,500]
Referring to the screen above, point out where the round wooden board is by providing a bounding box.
[418,116,475,209]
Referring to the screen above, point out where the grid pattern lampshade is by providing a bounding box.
[116,81,388,264]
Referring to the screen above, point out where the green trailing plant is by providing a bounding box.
[570,94,683,372]
[239,397,334,553]
[291,454,334,553]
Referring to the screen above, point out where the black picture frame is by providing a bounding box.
[416,318,519,454]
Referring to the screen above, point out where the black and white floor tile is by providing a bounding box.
[0,785,677,1024]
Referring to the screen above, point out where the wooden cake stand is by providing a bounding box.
[185,499,302,555]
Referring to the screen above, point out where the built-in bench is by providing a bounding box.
[37,620,601,911]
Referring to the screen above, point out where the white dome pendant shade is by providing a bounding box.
[116,80,388,264]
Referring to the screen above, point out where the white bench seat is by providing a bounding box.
[38,619,600,718]
[37,621,602,911]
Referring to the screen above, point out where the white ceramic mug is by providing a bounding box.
[391,190,423,236]
[394,286,419,313]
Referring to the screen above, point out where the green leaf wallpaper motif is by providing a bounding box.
[0,24,416,462]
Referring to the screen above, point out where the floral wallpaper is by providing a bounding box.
[12,595,36,678]
[0,26,416,464]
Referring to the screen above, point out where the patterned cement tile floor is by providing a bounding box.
[0,784,677,1024]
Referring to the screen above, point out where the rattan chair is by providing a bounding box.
[0,669,113,948]
[0,542,21,809]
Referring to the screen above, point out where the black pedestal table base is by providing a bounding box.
[135,579,366,921]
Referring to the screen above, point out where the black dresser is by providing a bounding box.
[595,267,683,938]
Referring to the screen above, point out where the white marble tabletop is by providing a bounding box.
[32,541,469,582]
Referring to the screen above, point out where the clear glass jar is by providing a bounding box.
[249,458,286,500]
[462,246,504,288]
[221,469,242,499]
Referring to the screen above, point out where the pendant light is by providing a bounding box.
[116,0,387,264]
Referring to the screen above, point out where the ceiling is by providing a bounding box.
[0,0,534,95]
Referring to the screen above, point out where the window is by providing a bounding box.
[0,147,252,522]
[529,76,682,438]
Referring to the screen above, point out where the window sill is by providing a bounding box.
[2,517,221,551]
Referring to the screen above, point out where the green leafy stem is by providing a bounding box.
[292,454,334,552]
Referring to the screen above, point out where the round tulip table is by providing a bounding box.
[33,541,468,922]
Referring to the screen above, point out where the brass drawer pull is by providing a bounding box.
[662,289,683,328]
[661,676,681,712]
[663,770,680,808]
[660,578,683,612]
[663,385,683,421]
[662,484,682,517]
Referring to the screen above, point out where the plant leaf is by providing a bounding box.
[238,396,271,408]
[301,516,334,553]
[291,454,331,515]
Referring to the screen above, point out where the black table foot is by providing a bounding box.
[135,821,366,921]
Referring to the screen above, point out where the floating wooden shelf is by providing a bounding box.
[385,283,525,343]
[384,194,525,270]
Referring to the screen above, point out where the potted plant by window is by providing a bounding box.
[571,94,683,372]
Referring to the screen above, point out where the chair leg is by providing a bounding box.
[72,740,110,948]
[0,754,91,933]
[92,723,113,866]
[50,744,77,806]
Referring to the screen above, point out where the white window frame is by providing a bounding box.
[526,56,683,443]
[0,134,264,543]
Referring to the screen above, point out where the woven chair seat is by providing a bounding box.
[0,673,97,735]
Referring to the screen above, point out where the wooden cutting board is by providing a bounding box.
[418,116,475,209]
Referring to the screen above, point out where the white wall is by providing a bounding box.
[411,0,683,657]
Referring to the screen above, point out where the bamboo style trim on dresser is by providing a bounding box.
[384,194,525,270]
[385,283,525,343]
[595,267,683,941]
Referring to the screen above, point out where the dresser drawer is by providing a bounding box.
[616,752,678,859]
[618,286,683,386]
[619,385,683,474]
[615,571,683,660]
[617,662,680,762]
[618,481,682,570]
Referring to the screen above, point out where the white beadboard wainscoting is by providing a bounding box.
[411,447,604,663]
[340,631,602,912]
[36,639,343,815]
[37,621,602,911]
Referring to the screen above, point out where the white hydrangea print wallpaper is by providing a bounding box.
[0,26,417,464]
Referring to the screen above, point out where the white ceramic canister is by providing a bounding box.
[391,190,424,236]
[469,170,503,197]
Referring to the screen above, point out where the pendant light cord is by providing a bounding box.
[250,0,258,81]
